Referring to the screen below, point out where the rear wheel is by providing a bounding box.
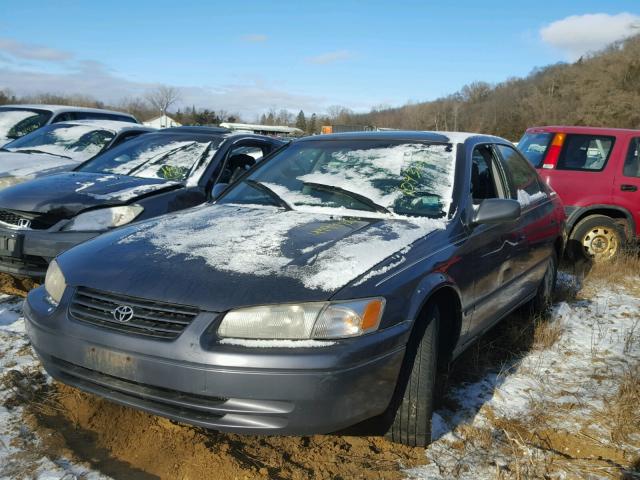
[386,303,439,447]
[570,215,624,262]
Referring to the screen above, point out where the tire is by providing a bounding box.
[386,303,439,447]
[569,215,625,262]
[529,251,558,315]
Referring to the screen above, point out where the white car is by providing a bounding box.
[0,120,154,189]
[0,104,139,146]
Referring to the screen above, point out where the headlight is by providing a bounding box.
[0,176,29,189]
[217,298,385,340]
[62,205,143,232]
[44,260,66,305]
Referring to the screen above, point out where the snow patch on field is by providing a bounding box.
[0,295,109,479]
[407,275,640,478]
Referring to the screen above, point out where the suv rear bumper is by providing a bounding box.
[24,286,408,435]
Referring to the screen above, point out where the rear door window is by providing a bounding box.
[557,134,615,171]
[517,132,552,167]
[624,138,640,178]
[497,144,547,207]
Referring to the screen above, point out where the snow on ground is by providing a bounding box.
[408,273,640,479]
[0,295,109,479]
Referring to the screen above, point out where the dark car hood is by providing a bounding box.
[59,204,446,311]
[0,172,180,217]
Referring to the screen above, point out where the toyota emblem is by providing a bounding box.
[112,305,134,323]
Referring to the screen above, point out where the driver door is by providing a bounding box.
[463,144,520,338]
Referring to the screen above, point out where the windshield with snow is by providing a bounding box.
[219,139,456,218]
[78,133,220,182]
[0,108,52,145]
[4,123,115,161]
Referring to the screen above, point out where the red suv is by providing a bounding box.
[519,126,640,261]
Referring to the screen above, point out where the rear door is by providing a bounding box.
[612,136,640,237]
[539,133,617,210]
[497,144,555,295]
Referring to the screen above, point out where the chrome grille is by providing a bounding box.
[0,209,29,227]
[0,209,61,230]
[69,287,199,340]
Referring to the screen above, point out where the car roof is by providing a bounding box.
[48,120,154,133]
[157,126,284,143]
[296,130,507,144]
[161,126,231,135]
[526,125,640,135]
[0,104,137,119]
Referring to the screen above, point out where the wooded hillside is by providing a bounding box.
[349,34,640,139]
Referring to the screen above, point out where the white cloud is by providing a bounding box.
[540,12,640,60]
[0,60,329,119]
[241,34,268,43]
[306,50,353,65]
[0,37,72,62]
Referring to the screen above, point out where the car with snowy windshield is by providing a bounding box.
[0,126,283,276]
[0,104,138,146]
[0,120,153,190]
[25,131,565,446]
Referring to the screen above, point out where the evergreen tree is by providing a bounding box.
[307,113,317,134]
[295,110,307,131]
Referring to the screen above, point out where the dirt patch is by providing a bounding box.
[18,382,426,480]
[0,272,38,297]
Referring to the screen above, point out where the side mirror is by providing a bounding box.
[473,198,521,225]
[211,183,229,200]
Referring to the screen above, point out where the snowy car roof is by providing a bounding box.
[49,120,155,134]
[0,104,138,119]
[299,130,508,144]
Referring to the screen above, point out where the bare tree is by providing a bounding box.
[145,85,181,114]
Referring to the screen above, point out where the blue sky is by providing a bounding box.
[0,0,638,118]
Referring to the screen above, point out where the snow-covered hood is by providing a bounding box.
[59,204,446,311]
[0,151,78,181]
[0,172,180,218]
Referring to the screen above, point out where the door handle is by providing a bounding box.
[621,184,638,192]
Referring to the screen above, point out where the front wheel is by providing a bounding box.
[386,303,439,447]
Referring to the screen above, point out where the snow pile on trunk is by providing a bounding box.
[407,275,640,479]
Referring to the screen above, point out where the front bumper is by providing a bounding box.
[24,286,409,435]
[0,226,97,277]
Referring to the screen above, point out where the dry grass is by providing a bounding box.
[601,365,640,446]
[576,252,640,297]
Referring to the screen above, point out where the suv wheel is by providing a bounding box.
[386,303,439,447]
[570,215,624,262]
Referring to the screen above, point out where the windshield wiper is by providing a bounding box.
[13,149,72,159]
[127,141,199,177]
[302,181,391,214]
[244,179,292,210]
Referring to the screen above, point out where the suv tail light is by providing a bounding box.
[542,133,566,169]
